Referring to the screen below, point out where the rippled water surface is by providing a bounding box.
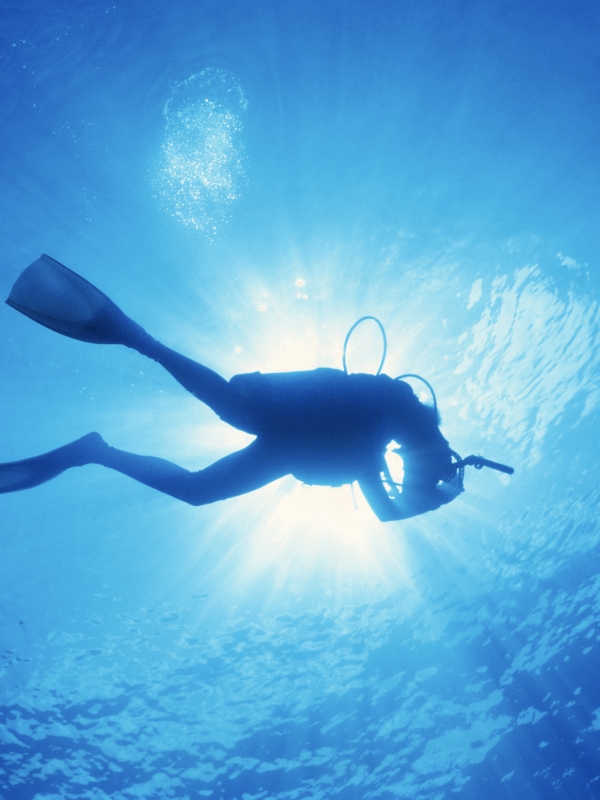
[1,1,600,798]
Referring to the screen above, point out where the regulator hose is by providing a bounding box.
[341,317,514,486]
[342,316,387,376]
[395,373,438,416]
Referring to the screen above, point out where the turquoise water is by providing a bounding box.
[1,1,600,797]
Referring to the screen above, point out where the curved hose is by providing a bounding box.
[342,316,387,375]
[395,373,438,416]
[342,318,438,415]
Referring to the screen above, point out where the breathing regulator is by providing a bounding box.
[342,316,514,495]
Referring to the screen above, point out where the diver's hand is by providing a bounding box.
[401,442,454,492]
[359,475,452,522]
[359,442,462,523]
[435,471,464,505]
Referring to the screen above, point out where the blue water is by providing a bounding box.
[1,1,600,797]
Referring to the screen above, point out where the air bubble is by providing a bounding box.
[152,69,248,240]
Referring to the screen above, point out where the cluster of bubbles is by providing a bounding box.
[153,69,248,239]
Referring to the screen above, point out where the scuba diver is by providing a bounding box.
[1,255,513,521]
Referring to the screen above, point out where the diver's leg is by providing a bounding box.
[131,336,233,412]
[114,321,257,430]
[7,257,244,419]
[90,436,289,506]
[0,433,103,494]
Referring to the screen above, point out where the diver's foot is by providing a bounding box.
[66,432,108,466]
[94,303,158,354]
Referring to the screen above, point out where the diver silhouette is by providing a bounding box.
[1,255,512,521]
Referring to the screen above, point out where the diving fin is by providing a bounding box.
[0,454,66,494]
[0,462,40,493]
[6,254,131,345]
[0,434,102,494]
